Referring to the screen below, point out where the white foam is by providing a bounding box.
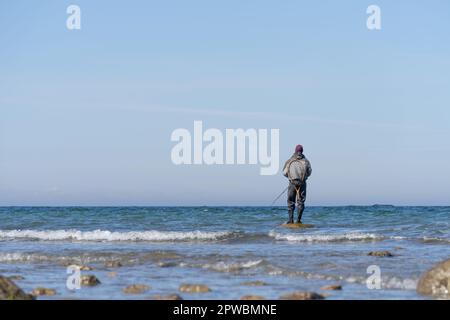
[0,252,28,262]
[344,275,418,290]
[390,236,407,240]
[382,277,418,290]
[421,236,450,243]
[269,231,384,242]
[0,252,51,262]
[0,229,233,242]
[201,259,264,272]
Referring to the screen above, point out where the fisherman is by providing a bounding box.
[282,145,312,224]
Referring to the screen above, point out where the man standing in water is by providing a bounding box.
[282,145,312,224]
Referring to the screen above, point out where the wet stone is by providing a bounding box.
[80,275,101,286]
[368,251,394,257]
[179,284,211,293]
[279,291,325,300]
[153,293,183,300]
[320,284,342,291]
[240,295,265,300]
[417,258,450,297]
[31,287,57,296]
[0,275,34,300]
[123,284,150,294]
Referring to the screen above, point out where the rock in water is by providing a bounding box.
[32,288,57,296]
[123,284,150,294]
[0,275,34,300]
[279,291,325,300]
[157,261,178,268]
[240,295,265,300]
[368,251,393,257]
[417,258,450,297]
[153,294,183,300]
[179,284,211,293]
[80,275,101,286]
[240,281,267,286]
[71,264,94,271]
[320,284,342,291]
[281,223,314,229]
[104,261,122,268]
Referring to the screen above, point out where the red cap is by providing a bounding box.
[295,144,303,153]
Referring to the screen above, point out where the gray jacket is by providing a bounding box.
[282,153,312,182]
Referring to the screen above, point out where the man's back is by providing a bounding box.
[283,145,312,224]
[283,153,312,181]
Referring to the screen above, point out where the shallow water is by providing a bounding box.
[0,206,448,299]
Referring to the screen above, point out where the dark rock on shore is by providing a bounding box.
[417,258,450,297]
[0,275,34,300]
[179,284,211,293]
[280,291,325,300]
[368,251,393,257]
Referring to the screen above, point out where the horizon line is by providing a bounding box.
[0,204,449,208]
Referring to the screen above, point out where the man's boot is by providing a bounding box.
[287,210,294,224]
[297,205,304,224]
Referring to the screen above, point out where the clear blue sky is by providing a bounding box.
[1,1,449,206]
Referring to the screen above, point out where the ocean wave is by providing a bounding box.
[345,275,417,290]
[385,235,449,243]
[421,236,450,244]
[382,276,418,290]
[201,259,264,272]
[269,231,384,242]
[0,229,235,242]
[0,250,183,264]
[0,252,52,262]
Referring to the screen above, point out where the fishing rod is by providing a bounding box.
[270,186,288,206]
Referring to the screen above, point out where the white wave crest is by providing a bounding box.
[269,231,384,242]
[0,229,233,242]
[421,236,450,243]
[344,275,418,290]
[201,259,264,272]
[0,252,48,262]
[382,277,418,290]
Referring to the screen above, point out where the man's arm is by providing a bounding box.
[306,159,312,178]
[282,160,290,177]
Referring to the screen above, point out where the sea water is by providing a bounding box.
[0,206,448,299]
